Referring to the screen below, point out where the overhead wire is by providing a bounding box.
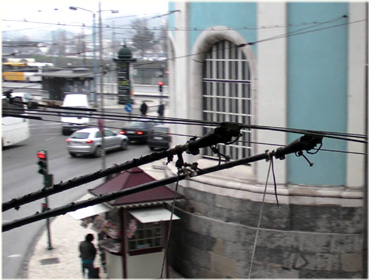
[3,101,367,145]
[2,13,352,33]
[4,15,361,82]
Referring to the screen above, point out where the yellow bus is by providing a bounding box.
[2,61,53,82]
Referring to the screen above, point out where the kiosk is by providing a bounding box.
[70,167,184,278]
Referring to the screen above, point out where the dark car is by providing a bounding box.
[120,121,157,143]
[147,124,171,151]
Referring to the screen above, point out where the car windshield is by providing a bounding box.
[70,132,90,139]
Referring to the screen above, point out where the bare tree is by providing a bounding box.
[73,32,87,64]
[48,29,67,56]
[130,18,155,57]
[159,20,168,55]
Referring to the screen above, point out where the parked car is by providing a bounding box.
[66,128,128,157]
[147,124,171,151]
[120,121,158,143]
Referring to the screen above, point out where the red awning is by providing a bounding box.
[89,167,184,206]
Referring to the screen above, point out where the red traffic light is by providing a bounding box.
[37,151,47,159]
[158,81,164,86]
[37,150,48,175]
[41,202,48,212]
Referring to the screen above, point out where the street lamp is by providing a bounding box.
[98,1,118,171]
[69,6,98,106]
[70,3,118,171]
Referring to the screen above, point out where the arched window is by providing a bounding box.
[202,40,252,160]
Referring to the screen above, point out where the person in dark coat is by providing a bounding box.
[79,233,97,278]
[158,103,164,119]
[140,101,148,116]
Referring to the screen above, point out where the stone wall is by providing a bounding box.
[168,186,364,278]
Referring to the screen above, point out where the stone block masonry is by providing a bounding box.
[168,186,364,278]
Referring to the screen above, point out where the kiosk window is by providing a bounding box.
[127,216,163,252]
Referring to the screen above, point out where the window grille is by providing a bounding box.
[202,40,252,160]
[127,216,163,252]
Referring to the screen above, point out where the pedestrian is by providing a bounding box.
[79,233,97,278]
[140,101,148,116]
[158,103,164,119]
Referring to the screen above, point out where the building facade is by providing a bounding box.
[166,2,367,278]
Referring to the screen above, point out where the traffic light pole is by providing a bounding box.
[44,195,52,250]
[38,150,53,250]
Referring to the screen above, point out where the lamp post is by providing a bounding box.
[71,3,118,171]
[98,1,119,171]
[69,6,97,106]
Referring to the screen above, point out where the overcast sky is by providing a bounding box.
[2,0,169,34]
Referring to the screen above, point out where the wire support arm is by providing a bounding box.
[2,133,325,231]
[2,122,242,212]
[272,134,323,160]
[2,152,269,232]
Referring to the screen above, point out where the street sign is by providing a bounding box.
[125,103,132,113]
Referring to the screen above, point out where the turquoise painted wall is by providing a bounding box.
[287,3,348,186]
[169,2,176,40]
[188,2,257,54]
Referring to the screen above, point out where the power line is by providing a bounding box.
[2,13,350,34]
[2,9,176,33]
[4,16,361,73]
[3,101,367,144]
[4,105,365,156]
[3,130,324,230]
[2,151,270,231]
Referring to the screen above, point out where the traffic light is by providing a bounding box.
[158,81,164,92]
[41,202,49,213]
[37,150,48,175]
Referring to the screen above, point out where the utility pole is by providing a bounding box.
[82,24,86,66]
[98,0,106,171]
[92,12,98,106]
[112,21,115,59]
[37,150,53,250]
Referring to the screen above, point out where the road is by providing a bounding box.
[1,82,168,99]
[2,107,153,278]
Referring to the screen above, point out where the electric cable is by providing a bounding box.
[3,150,271,231]
[248,152,273,279]
[3,102,367,144]
[160,170,180,279]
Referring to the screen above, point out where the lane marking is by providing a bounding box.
[8,254,22,258]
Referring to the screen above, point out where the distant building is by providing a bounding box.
[167,2,366,278]
[40,68,93,101]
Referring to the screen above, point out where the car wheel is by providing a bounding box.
[94,146,102,157]
[120,140,128,150]
[69,152,77,157]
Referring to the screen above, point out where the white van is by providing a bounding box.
[61,93,90,135]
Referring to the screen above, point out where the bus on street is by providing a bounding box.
[2,61,53,82]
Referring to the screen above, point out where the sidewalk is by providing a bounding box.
[25,161,184,279]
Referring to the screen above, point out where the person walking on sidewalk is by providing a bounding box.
[79,233,97,278]
[140,101,148,116]
[158,103,164,119]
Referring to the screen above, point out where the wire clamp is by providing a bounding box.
[296,151,314,166]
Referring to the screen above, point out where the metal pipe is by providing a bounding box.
[98,0,106,170]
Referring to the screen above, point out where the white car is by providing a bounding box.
[66,128,129,157]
